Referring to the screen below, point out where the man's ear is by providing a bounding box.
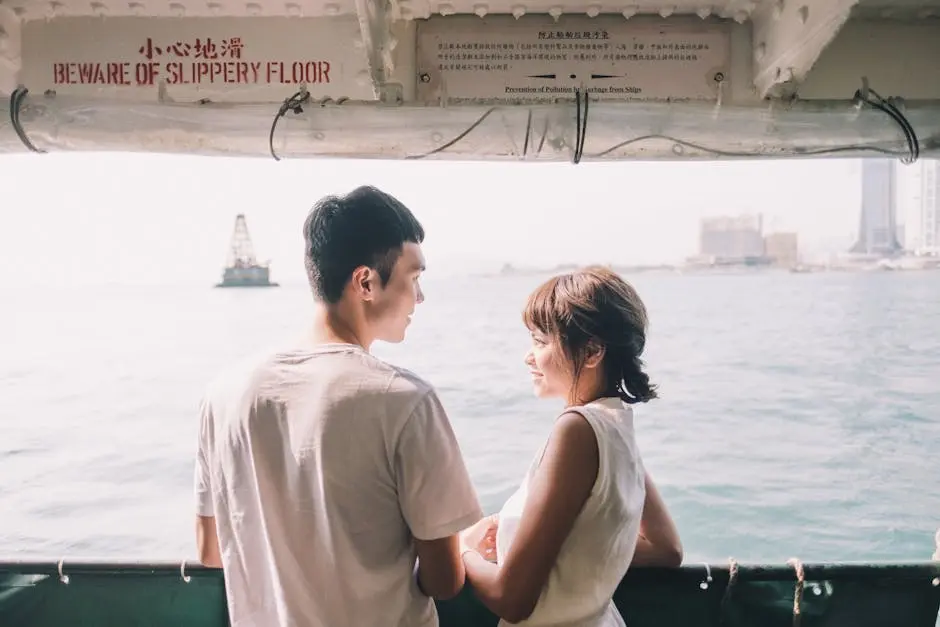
[350,266,376,301]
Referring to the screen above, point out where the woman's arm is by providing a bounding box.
[462,412,599,623]
[630,473,683,567]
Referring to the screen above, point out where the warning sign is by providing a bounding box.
[416,15,731,103]
[21,17,370,102]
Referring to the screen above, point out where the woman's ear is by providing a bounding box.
[583,342,606,369]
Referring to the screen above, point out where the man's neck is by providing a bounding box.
[310,304,372,352]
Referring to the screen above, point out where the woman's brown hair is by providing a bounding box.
[522,265,658,405]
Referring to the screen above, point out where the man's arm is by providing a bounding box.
[196,515,222,567]
[414,536,464,600]
[396,388,484,599]
[194,396,222,568]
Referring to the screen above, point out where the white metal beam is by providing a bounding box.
[4,96,940,160]
[0,7,21,97]
[353,0,394,101]
[751,0,858,99]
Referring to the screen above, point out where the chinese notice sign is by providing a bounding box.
[21,17,371,101]
[416,15,731,103]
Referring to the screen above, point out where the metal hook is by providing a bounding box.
[181,560,191,583]
[268,86,310,161]
[8,86,47,154]
[572,86,589,164]
[699,562,713,590]
[858,76,871,101]
[57,558,69,584]
[711,76,725,120]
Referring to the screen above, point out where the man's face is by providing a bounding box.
[366,242,426,344]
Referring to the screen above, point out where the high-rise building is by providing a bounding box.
[920,159,940,255]
[849,160,903,257]
[764,232,799,267]
[916,160,939,255]
[699,214,765,261]
[897,159,940,255]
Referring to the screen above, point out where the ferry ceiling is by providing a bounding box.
[0,0,938,161]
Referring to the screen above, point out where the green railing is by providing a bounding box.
[1,560,939,627]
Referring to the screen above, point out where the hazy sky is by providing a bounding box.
[2,152,872,287]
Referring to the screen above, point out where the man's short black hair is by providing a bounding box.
[303,186,425,303]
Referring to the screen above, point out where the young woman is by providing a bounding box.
[459,266,682,627]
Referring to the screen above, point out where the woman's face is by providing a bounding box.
[524,328,572,400]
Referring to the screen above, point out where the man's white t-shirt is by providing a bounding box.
[194,343,484,627]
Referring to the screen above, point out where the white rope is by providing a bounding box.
[786,557,805,627]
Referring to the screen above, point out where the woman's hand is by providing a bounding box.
[460,514,499,562]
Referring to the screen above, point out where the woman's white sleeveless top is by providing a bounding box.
[495,397,646,627]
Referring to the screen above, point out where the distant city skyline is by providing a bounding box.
[686,158,937,264]
[1,153,936,287]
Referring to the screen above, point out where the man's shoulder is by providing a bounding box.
[351,357,446,427]
[318,349,436,401]
[201,344,439,412]
[202,346,283,403]
[383,362,436,399]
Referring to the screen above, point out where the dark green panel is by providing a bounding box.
[1,561,938,627]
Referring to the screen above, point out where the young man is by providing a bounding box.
[194,185,483,627]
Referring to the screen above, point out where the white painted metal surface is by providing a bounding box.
[1,0,938,160]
